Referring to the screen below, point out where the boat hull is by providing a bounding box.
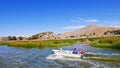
[52,50,81,58]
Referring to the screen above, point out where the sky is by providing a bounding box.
[0,0,120,36]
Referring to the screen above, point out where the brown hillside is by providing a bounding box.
[61,25,120,38]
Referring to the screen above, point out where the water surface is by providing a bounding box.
[0,44,120,68]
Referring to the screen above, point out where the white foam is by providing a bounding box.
[46,54,64,60]
[46,54,88,62]
[46,54,112,68]
[86,52,120,56]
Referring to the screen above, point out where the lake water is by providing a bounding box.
[0,44,120,68]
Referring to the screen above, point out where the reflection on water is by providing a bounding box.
[0,44,120,68]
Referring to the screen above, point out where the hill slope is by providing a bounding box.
[61,25,120,38]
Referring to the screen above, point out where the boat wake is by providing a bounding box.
[46,54,64,60]
[46,47,120,68]
[46,54,84,62]
[46,54,120,68]
[86,52,120,56]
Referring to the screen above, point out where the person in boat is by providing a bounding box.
[79,49,85,58]
[73,48,78,54]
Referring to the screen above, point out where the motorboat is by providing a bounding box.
[52,48,81,58]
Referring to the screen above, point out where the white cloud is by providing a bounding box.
[71,18,98,23]
[85,19,98,23]
[103,21,109,23]
[104,21,120,24]
[71,18,83,22]
[71,17,120,28]
[103,21,120,27]
[71,19,81,22]
[112,26,120,27]
[63,25,85,29]
[112,21,120,24]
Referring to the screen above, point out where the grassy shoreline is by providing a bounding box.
[89,36,120,50]
[87,57,120,62]
[0,39,86,49]
[0,36,120,50]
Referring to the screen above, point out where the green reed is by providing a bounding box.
[0,39,86,49]
[87,57,120,62]
[89,36,120,49]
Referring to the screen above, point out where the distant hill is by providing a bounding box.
[29,32,58,40]
[61,25,120,39]
[1,25,120,41]
[30,25,120,39]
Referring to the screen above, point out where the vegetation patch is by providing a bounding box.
[0,36,120,50]
[0,39,86,49]
[88,57,120,62]
[89,36,120,50]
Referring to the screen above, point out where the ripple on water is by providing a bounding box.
[0,44,120,68]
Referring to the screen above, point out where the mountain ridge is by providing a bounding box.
[1,25,120,41]
[61,25,120,38]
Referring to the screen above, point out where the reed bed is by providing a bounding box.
[0,36,120,49]
[88,57,120,62]
[89,36,120,49]
[0,39,86,49]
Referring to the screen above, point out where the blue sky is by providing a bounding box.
[0,0,120,36]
